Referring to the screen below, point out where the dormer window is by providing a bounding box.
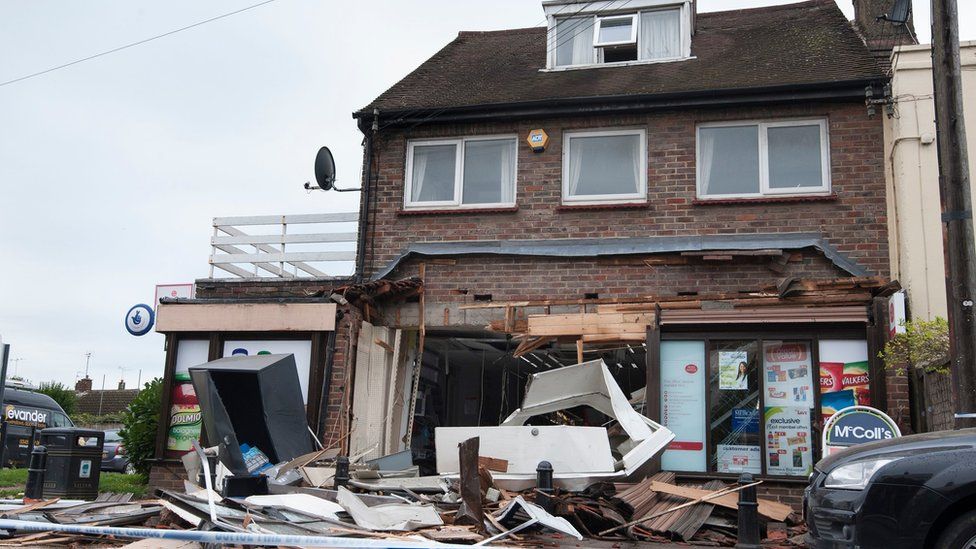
[545,0,692,69]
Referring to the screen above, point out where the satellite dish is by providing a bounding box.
[314,146,336,191]
[888,0,911,24]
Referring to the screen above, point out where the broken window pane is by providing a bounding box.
[708,340,761,475]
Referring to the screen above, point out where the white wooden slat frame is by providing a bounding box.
[208,211,357,278]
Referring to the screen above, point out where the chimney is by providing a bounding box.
[75,376,93,392]
[117,379,126,390]
[852,0,917,66]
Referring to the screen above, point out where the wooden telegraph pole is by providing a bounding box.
[931,0,976,427]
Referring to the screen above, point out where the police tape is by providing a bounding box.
[0,518,478,548]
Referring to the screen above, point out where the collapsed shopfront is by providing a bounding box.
[356,272,905,494]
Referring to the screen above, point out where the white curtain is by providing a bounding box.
[499,141,515,203]
[630,137,641,194]
[698,129,715,196]
[568,138,584,197]
[410,148,428,202]
[556,16,594,66]
[571,17,595,65]
[640,9,680,60]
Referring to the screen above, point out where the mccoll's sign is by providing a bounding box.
[822,406,901,455]
[4,405,49,426]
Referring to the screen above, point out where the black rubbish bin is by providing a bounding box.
[39,428,104,500]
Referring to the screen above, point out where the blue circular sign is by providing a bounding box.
[125,304,155,336]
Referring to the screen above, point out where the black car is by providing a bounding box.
[806,428,976,549]
[101,430,134,474]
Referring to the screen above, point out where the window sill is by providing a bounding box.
[397,206,519,216]
[557,202,649,212]
[693,194,837,206]
[674,471,808,484]
[541,56,696,72]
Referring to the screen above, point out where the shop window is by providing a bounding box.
[659,336,870,478]
[761,341,814,477]
[710,340,761,474]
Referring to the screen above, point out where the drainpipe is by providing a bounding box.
[355,109,379,282]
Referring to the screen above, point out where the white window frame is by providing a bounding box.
[593,13,638,47]
[544,0,692,70]
[561,128,648,205]
[403,135,518,210]
[695,118,831,200]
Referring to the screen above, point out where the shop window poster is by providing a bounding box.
[762,342,813,408]
[660,340,707,472]
[719,351,749,390]
[764,406,813,476]
[818,340,870,421]
[716,444,762,474]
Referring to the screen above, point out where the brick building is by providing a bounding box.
[150,0,913,508]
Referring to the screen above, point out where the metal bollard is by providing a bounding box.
[333,456,350,489]
[735,473,761,549]
[536,461,554,513]
[24,445,47,502]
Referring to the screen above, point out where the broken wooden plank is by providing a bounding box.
[647,480,792,522]
[478,456,509,473]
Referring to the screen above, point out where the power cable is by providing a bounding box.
[0,0,277,88]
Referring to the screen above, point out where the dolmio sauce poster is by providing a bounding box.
[818,340,871,421]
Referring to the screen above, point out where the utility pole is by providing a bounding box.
[931,0,976,427]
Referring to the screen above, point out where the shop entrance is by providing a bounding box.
[409,330,648,473]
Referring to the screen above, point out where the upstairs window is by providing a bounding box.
[405,136,517,209]
[562,129,647,204]
[551,4,686,68]
[696,119,830,199]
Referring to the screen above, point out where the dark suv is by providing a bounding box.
[805,428,976,548]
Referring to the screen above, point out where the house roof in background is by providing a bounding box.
[75,389,140,416]
[357,0,883,117]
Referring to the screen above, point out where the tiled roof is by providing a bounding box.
[358,0,882,115]
[75,389,140,415]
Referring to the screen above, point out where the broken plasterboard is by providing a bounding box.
[336,486,444,531]
[244,494,344,521]
[435,359,674,491]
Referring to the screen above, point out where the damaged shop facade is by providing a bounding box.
[147,0,915,513]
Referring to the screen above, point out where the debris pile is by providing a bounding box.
[0,355,805,546]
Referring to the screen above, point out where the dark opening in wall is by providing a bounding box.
[474,294,493,302]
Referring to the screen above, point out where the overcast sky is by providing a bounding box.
[1,0,973,391]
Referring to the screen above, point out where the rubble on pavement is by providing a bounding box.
[0,358,805,546]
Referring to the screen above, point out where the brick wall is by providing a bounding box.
[360,101,889,285]
[321,305,363,452]
[195,277,352,299]
[148,461,188,492]
[390,252,844,303]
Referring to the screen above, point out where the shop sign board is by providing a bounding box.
[660,341,706,472]
[155,283,195,308]
[822,405,900,456]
